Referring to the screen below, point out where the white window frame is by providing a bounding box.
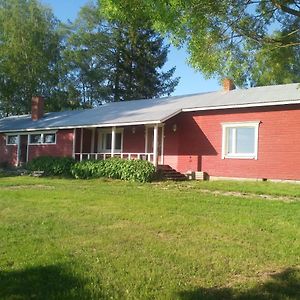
[221,121,260,160]
[98,128,123,153]
[28,131,57,145]
[6,134,19,145]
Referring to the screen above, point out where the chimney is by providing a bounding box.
[223,78,236,91]
[31,96,44,121]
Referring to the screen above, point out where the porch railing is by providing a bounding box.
[74,152,154,163]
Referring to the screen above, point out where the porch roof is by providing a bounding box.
[0,82,300,133]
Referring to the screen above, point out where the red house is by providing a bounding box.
[1,80,300,181]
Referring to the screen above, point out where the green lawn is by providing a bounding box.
[0,177,299,299]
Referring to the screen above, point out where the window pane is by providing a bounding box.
[30,134,42,144]
[105,133,112,150]
[102,132,122,150]
[115,133,122,150]
[236,127,255,153]
[7,135,18,145]
[43,133,56,144]
[226,128,234,154]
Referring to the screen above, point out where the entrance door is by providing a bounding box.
[19,135,28,165]
[145,126,164,164]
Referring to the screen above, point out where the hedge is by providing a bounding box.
[26,156,156,182]
[71,158,156,182]
[26,156,75,176]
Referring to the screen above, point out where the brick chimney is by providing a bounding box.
[223,78,236,91]
[31,96,44,121]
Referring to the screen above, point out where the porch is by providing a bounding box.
[73,124,164,167]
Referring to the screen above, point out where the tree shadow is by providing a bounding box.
[177,267,300,300]
[0,264,102,300]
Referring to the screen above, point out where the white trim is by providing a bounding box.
[145,124,164,128]
[72,129,76,159]
[153,124,158,167]
[0,121,163,134]
[182,99,300,112]
[16,135,21,166]
[220,121,261,126]
[28,132,57,145]
[160,125,164,165]
[26,135,29,163]
[75,152,154,163]
[111,126,116,157]
[5,134,19,145]
[98,128,123,153]
[221,121,260,160]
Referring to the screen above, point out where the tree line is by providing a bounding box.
[1,0,299,117]
[102,0,300,87]
[0,0,179,116]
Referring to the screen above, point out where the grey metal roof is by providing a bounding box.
[1,82,299,133]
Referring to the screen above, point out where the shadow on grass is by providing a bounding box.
[0,172,18,178]
[178,267,300,300]
[0,264,102,300]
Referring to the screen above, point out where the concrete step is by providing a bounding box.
[157,165,187,181]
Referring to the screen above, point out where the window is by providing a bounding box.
[99,130,123,152]
[29,132,56,145]
[222,121,260,159]
[6,135,18,145]
[43,133,56,144]
[30,134,42,144]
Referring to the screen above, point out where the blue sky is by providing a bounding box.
[41,0,220,96]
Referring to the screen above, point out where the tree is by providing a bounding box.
[110,25,179,101]
[62,5,115,107]
[0,0,62,116]
[64,1,179,104]
[101,0,300,86]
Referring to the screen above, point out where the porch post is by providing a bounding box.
[145,126,148,153]
[160,125,164,165]
[153,124,158,167]
[26,135,30,163]
[16,135,21,166]
[111,126,116,157]
[80,128,83,161]
[72,129,76,159]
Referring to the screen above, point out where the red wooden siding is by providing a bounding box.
[1,103,300,181]
[28,129,74,161]
[0,134,18,166]
[164,104,300,180]
[123,126,145,153]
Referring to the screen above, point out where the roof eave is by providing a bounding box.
[182,99,300,112]
[0,119,164,134]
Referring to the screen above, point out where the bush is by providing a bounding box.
[71,158,156,182]
[0,161,9,169]
[26,156,75,176]
[70,160,106,179]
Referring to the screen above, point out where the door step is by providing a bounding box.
[157,165,187,181]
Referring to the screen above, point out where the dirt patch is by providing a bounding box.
[152,182,299,202]
[0,184,55,190]
[198,189,299,203]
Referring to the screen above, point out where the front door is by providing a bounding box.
[19,135,28,165]
[145,126,164,164]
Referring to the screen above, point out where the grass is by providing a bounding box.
[0,176,299,299]
[174,180,300,198]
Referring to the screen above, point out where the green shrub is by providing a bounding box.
[0,161,9,169]
[26,156,75,176]
[70,160,106,179]
[71,158,156,182]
